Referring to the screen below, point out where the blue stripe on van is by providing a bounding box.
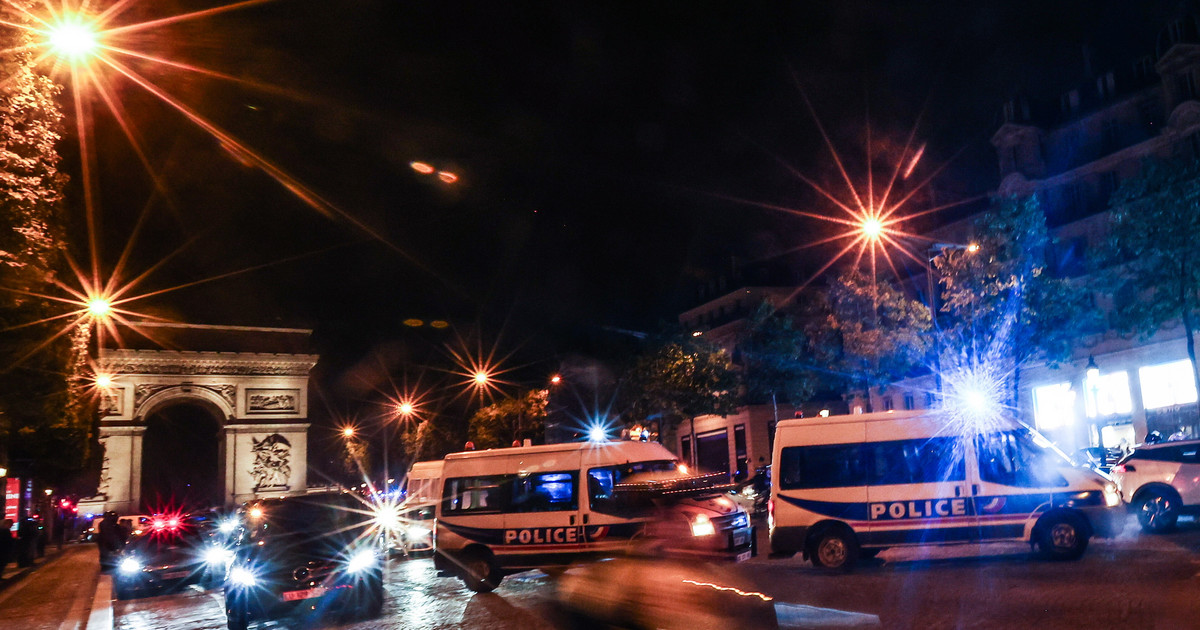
[776,495,870,521]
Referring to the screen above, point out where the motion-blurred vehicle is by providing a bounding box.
[557,557,779,630]
[433,441,754,593]
[1111,439,1200,532]
[223,492,384,630]
[770,411,1123,570]
[114,515,214,599]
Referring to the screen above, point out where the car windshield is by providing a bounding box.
[126,526,204,552]
[245,495,369,542]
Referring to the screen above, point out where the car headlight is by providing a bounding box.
[204,547,233,566]
[690,514,716,537]
[1103,483,1121,508]
[229,566,257,587]
[118,557,142,574]
[346,548,378,574]
[217,518,239,535]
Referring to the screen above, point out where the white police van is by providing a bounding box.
[433,441,754,592]
[398,460,442,555]
[769,410,1123,570]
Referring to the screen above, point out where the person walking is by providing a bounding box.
[97,511,121,570]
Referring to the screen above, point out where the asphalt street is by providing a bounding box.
[112,516,1200,630]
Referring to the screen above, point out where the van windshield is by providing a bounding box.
[587,459,679,512]
[976,428,1071,488]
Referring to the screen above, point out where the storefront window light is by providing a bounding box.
[1084,369,1132,418]
[1139,359,1199,410]
[1033,382,1076,431]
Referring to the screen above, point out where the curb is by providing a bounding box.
[86,574,113,630]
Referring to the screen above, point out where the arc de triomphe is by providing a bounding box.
[83,323,318,514]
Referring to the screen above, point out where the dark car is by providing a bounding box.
[114,516,214,599]
[223,492,385,630]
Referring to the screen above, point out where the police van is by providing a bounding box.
[433,441,754,592]
[769,410,1123,570]
[398,460,442,555]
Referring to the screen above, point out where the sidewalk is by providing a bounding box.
[0,544,108,630]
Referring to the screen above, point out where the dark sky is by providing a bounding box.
[64,0,1189,390]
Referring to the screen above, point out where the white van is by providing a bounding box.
[399,460,443,555]
[433,441,754,592]
[769,411,1123,570]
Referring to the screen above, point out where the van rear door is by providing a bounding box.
[863,418,971,546]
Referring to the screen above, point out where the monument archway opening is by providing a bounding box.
[141,401,223,511]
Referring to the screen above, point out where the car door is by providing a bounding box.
[864,418,971,546]
[971,429,1071,541]
[1175,445,1200,506]
[503,451,583,565]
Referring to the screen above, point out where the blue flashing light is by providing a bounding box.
[588,425,607,442]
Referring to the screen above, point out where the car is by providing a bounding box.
[1111,439,1200,532]
[222,492,385,630]
[114,516,214,599]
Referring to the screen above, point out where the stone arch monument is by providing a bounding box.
[85,322,318,514]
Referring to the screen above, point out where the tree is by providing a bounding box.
[467,389,549,450]
[1104,159,1200,416]
[934,195,1100,405]
[824,268,932,406]
[739,300,822,419]
[0,5,83,488]
[619,336,739,448]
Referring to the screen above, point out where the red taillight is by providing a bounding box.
[1111,464,1125,474]
[153,520,165,529]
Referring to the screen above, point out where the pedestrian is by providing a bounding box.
[0,518,13,574]
[97,511,121,569]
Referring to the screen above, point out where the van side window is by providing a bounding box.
[865,437,966,485]
[778,444,866,489]
[511,472,577,512]
[976,431,1068,488]
[444,475,510,514]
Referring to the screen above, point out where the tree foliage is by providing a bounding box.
[467,389,549,450]
[934,195,1096,372]
[619,336,739,436]
[0,7,85,487]
[1104,159,1200,399]
[824,268,931,393]
[739,300,821,405]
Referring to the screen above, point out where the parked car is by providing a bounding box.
[114,516,211,599]
[223,492,384,630]
[1111,439,1200,532]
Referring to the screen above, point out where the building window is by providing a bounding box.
[734,424,748,481]
[1033,382,1076,431]
[1139,359,1200,409]
[903,393,915,410]
[1084,370,1133,418]
[924,392,935,408]
[882,396,894,412]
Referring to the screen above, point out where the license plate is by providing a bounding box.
[281,586,327,602]
[735,550,752,562]
[162,571,189,579]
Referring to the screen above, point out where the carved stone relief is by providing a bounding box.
[250,433,292,492]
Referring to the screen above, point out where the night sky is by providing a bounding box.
[63,0,1189,399]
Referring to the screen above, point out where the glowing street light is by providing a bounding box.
[966,243,980,253]
[342,427,356,438]
[46,17,100,62]
[87,298,112,318]
[860,217,884,241]
[397,401,415,416]
[550,374,562,385]
[94,374,113,389]
[473,371,489,386]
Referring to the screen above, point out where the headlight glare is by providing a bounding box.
[229,566,257,587]
[118,557,142,574]
[346,548,378,573]
[204,546,233,566]
[1104,483,1121,508]
[690,514,716,537]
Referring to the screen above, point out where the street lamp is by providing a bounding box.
[87,298,111,318]
[46,17,100,63]
[342,427,355,439]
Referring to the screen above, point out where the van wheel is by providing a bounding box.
[1136,489,1179,533]
[1037,513,1089,561]
[460,551,502,593]
[808,527,858,570]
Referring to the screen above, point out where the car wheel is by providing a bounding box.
[1037,513,1089,561]
[460,551,502,593]
[808,527,858,571]
[1137,489,1179,533]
